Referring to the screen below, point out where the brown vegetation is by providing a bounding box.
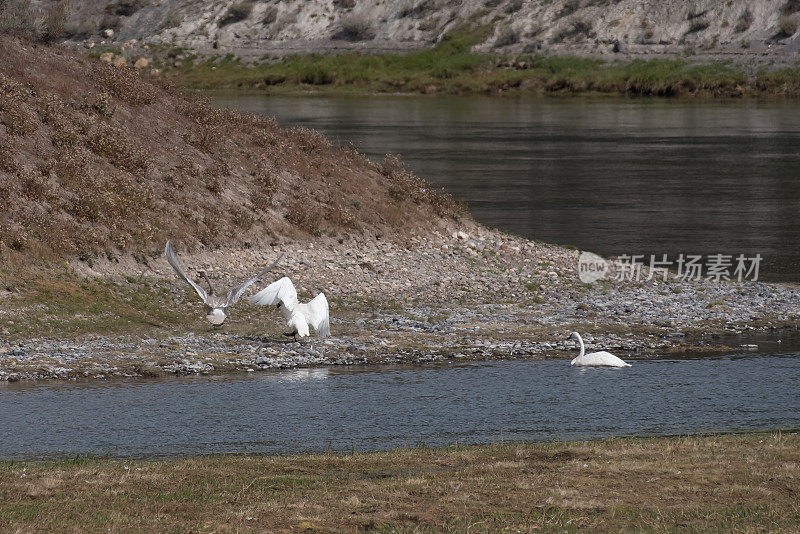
[0,36,463,273]
[1,432,797,532]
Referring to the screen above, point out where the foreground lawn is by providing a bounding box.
[1,432,798,532]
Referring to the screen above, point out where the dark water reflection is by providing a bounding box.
[211,95,800,281]
[2,356,799,460]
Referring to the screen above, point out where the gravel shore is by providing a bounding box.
[1,224,798,381]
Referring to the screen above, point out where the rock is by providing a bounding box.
[133,57,149,69]
[103,28,114,38]
[457,231,469,241]
[84,42,95,49]
[99,52,114,64]
[112,56,127,68]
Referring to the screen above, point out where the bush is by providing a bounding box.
[777,14,798,38]
[493,27,519,47]
[262,7,277,25]
[333,0,356,8]
[333,14,375,41]
[219,1,254,26]
[783,0,800,15]
[734,9,753,32]
[111,0,150,17]
[0,0,41,39]
[41,1,69,42]
[505,0,523,14]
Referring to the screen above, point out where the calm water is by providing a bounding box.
[2,356,799,460]
[211,95,800,281]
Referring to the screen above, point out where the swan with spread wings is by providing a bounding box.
[164,241,282,327]
[248,277,330,340]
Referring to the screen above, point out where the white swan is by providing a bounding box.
[568,332,631,367]
[165,241,282,326]
[248,277,330,340]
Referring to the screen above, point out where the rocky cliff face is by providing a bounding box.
[61,0,800,64]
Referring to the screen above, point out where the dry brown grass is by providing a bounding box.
[1,432,797,532]
[0,35,463,278]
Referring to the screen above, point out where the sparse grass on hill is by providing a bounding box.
[0,35,463,283]
[1,432,798,532]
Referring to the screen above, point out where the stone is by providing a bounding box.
[103,28,114,38]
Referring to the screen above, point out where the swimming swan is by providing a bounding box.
[165,241,282,326]
[568,332,631,367]
[248,277,330,340]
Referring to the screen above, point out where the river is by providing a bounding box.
[2,355,798,460]
[211,94,800,282]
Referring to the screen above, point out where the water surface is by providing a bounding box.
[212,95,800,281]
[2,355,798,460]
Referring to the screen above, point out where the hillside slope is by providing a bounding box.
[52,0,800,66]
[0,36,461,268]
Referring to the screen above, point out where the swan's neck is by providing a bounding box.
[575,335,585,359]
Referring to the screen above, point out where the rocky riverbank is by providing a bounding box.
[2,223,798,381]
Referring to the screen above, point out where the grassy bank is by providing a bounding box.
[1,432,798,532]
[161,29,800,97]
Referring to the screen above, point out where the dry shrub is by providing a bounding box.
[734,9,753,32]
[42,1,69,42]
[87,124,150,175]
[231,208,254,231]
[94,66,156,107]
[505,0,523,14]
[288,126,332,153]
[54,147,92,186]
[380,154,461,217]
[0,74,37,135]
[21,171,50,202]
[0,0,41,39]
[251,170,276,211]
[334,14,375,41]
[557,0,580,18]
[36,92,67,125]
[179,99,230,152]
[494,27,519,47]
[783,0,800,15]
[85,91,115,117]
[202,165,224,195]
[777,15,798,37]
[262,6,278,25]
[326,204,357,229]
[219,1,254,26]
[286,191,323,236]
[111,0,151,17]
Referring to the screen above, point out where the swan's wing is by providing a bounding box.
[583,351,630,367]
[248,276,298,309]
[225,253,284,307]
[304,293,330,337]
[165,241,208,303]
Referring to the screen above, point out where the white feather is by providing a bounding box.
[569,332,631,367]
[249,277,330,338]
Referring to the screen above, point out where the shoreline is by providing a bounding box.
[2,225,798,382]
[2,431,798,531]
[153,51,800,98]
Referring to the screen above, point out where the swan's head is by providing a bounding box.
[567,332,580,341]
